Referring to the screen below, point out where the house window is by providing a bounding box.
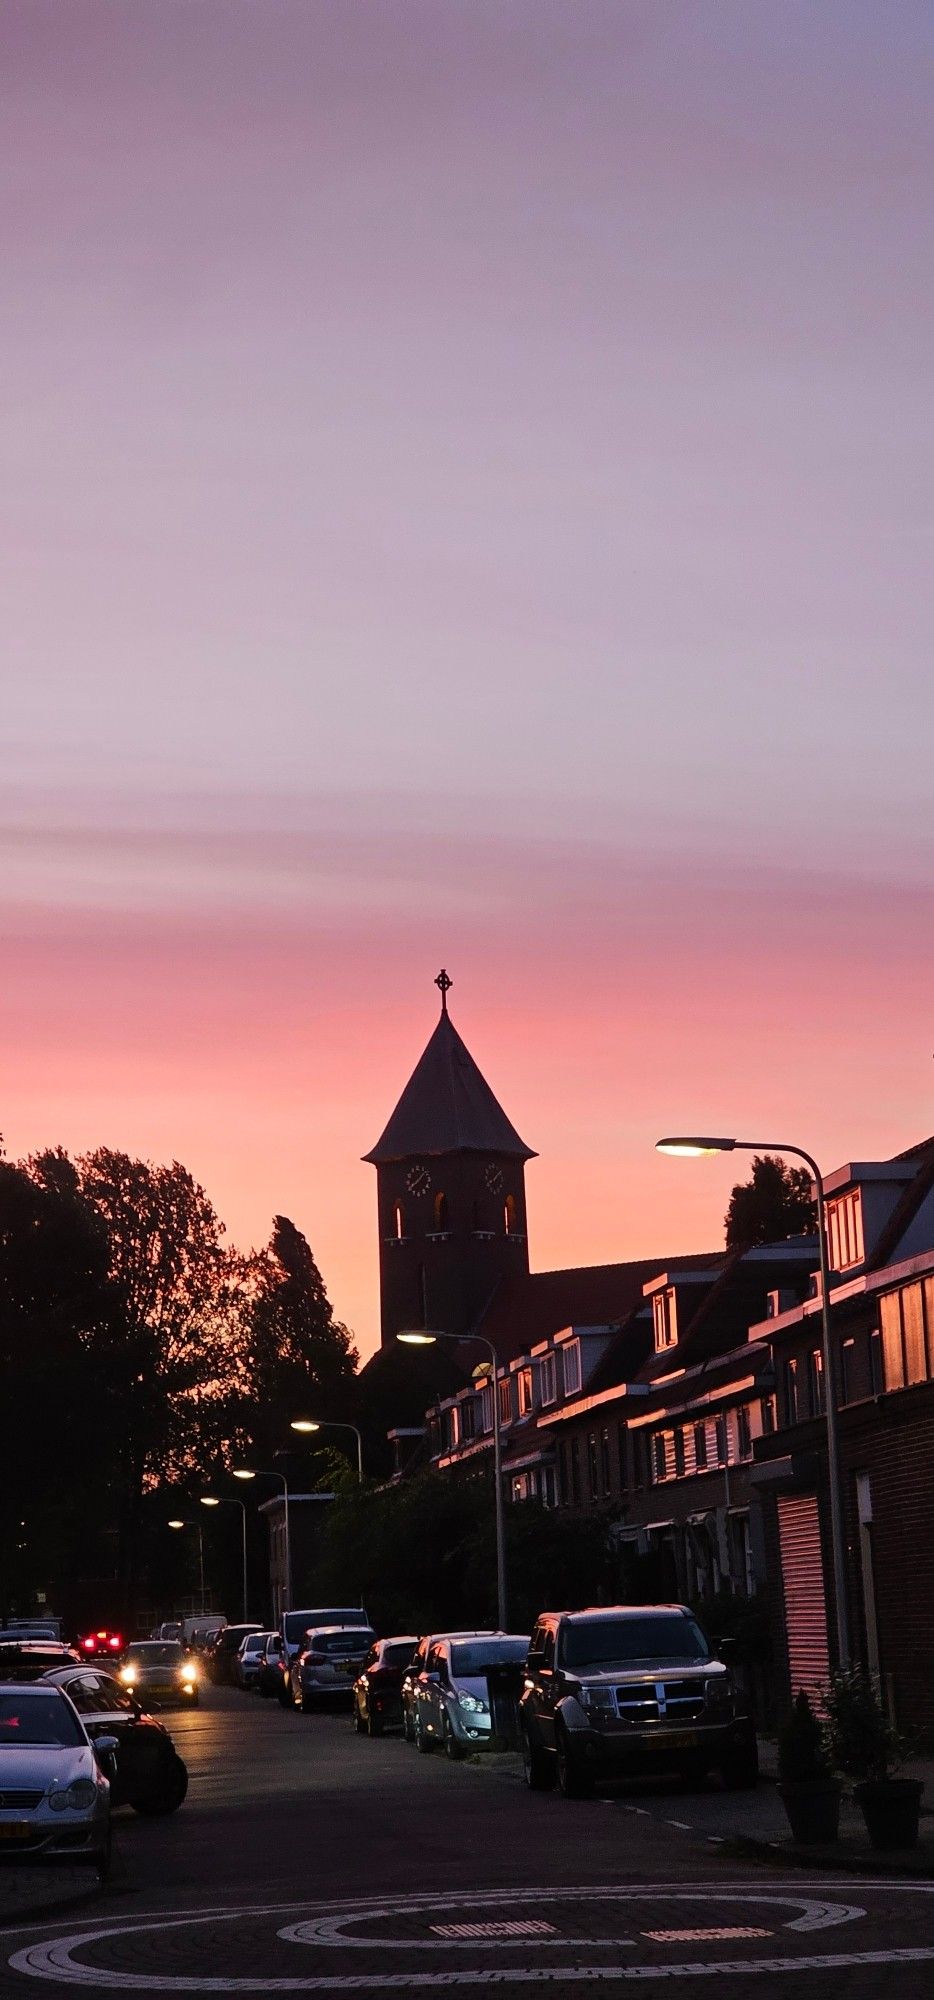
[901,1283,928,1385]
[393,1202,406,1240]
[761,1394,777,1436]
[869,1327,884,1397]
[601,1427,612,1496]
[652,1434,667,1483]
[445,1406,460,1451]
[807,1348,825,1416]
[673,1428,685,1478]
[783,1357,799,1425]
[715,1414,729,1466]
[588,1432,599,1497]
[541,1464,556,1509]
[570,1436,581,1505]
[562,1340,582,1396]
[652,1287,677,1351]
[479,1382,494,1433]
[498,1376,513,1425]
[461,1397,477,1441]
[516,1366,534,1416]
[827,1189,864,1272]
[737,1405,752,1459]
[540,1353,557,1406]
[693,1422,708,1470]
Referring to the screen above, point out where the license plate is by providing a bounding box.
[653,1729,698,1746]
[0,1823,31,1840]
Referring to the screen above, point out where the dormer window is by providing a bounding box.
[562,1340,582,1396]
[827,1188,864,1271]
[652,1287,677,1351]
[516,1365,534,1416]
[540,1352,557,1406]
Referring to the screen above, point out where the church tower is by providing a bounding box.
[364,972,536,1348]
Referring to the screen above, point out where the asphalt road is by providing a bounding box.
[2,1685,933,1995]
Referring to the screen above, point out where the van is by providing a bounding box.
[276,1606,370,1705]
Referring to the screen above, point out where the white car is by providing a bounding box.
[235,1632,271,1690]
[415,1634,530,1758]
[0,1683,115,1877]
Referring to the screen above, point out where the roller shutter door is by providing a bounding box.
[777,1493,830,1702]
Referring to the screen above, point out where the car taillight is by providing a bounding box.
[82,1638,95,1651]
[108,1636,122,1651]
[305,1651,326,1664]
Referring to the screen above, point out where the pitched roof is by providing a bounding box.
[363,1007,536,1165]
[470,1253,722,1368]
[869,1138,934,1270]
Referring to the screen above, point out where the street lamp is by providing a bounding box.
[656,1131,850,1667]
[200,1497,249,1623]
[167,1519,206,1614]
[397,1328,508,1632]
[290,1418,364,1484]
[233,1468,291,1614]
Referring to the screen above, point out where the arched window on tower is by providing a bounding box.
[504,1193,517,1236]
[393,1201,406,1241]
[434,1191,449,1232]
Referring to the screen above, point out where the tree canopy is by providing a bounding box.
[724,1154,817,1250]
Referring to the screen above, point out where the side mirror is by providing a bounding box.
[716,1637,738,1663]
[93,1734,119,1773]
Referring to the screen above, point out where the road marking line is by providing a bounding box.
[430,1924,558,1940]
[644,1928,773,1942]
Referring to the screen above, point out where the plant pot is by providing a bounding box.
[854,1778,924,1852]
[777,1779,842,1845]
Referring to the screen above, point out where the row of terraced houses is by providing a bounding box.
[355,981,934,1730]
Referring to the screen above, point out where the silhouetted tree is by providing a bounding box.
[241,1216,357,1459]
[724,1154,816,1250]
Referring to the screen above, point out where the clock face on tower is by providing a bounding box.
[405,1164,432,1196]
[484,1164,504,1194]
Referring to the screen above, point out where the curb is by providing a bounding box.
[713,1833,934,1879]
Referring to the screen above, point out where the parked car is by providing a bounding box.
[40,1666,188,1816]
[256,1633,285,1698]
[206,1623,264,1685]
[117,1641,200,1708]
[413,1633,530,1758]
[400,1633,493,1744]
[235,1631,271,1691]
[352,1636,418,1737]
[0,1681,115,1876]
[0,1642,81,1681]
[76,1628,126,1661]
[276,1607,370,1706]
[0,1620,63,1642]
[519,1603,758,1798]
[290,1626,377,1712]
[182,1615,226,1649]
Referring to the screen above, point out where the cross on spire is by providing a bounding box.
[434,967,453,1014]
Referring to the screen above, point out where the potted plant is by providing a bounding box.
[776,1691,841,1844]
[823,1667,923,1851]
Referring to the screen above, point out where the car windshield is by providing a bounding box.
[125,1643,184,1665]
[381,1642,417,1667]
[0,1692,85,1746]
[242,1636,265,1653]
[450,1640,529,1674]
[306,1629,375,1655]
[560,1616,710,1670]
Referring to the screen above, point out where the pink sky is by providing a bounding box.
[3,3,932,1354]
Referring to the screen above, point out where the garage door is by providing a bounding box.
[777,1492,831,1702]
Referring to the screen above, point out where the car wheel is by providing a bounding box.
[402,1704,415,1744]
[555,1724,594,1799]
[277,1677,291,1708]
[721,1740,759,1791]
[443,1716,465,1762]
[354,1704,367,1734]
[415,1710,432,1755]
[367,1713,384,1738]
[131,1756,188,1816]
[522,1726,557,1792]
[679,1754,710,1788]
[300,1690,316,1714]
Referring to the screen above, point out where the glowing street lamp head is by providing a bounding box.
[397,1329,437,1346]
[199,1497,220,1508]
[290,1420,321,1434]
[232,1469,256,1482]
[167,1519,185,1529]
[655,1136,738,1158]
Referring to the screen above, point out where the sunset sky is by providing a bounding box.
[3,1,932,1357]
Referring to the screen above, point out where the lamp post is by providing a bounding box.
[200,1497,248,1623]
[656,1132,850,1668]
[397,1329,508,1632]
[167,1519,206,1614]
[234,1468,291,1616]
[290,1418,364,1484]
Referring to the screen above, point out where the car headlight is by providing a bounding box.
[580,1686,616,1715]
[455,1691,489,1714]
[120,1667,137,1686]
[705,1673,734,1706]
[48,1778,99,1812]
[180,1667,197,1684]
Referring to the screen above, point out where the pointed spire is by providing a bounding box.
[363,977,536,1165]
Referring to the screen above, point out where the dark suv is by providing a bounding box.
[519,1604,757,1798]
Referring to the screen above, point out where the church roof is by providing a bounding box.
[363,1002,536,1166]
